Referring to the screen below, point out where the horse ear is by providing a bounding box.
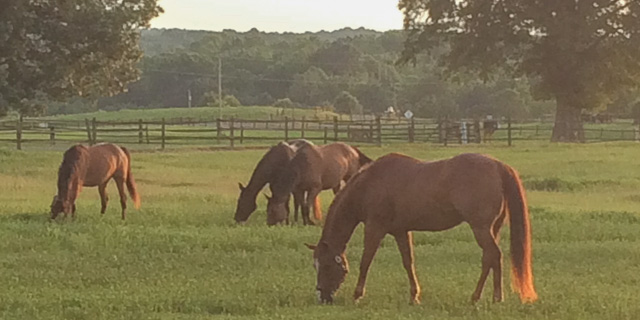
[304,243,317,250]
[238,183,245,191]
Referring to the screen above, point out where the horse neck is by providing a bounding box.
[270,166,296,201]
[57,146,88,203]
[320,198,360,254]
[57,168,82,203]
[246,146,293,194]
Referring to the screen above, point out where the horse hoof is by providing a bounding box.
[353,288,365,301]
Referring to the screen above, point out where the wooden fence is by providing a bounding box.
[1,116,639,151]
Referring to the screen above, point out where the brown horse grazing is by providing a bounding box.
[234,139,313,224]
[266,142,372,226]
[50,143,140,220]
[306,153,537,304]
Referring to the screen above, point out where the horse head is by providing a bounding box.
[265,193,289,226]
[306,242,349,304]
[50,195,72,219]
[234,183,257,223]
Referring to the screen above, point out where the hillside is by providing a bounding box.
[45,106,339,122]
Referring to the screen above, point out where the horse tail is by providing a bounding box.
[121,146,141,209]
[500,163,537,303]
[313,195,322,221]
[352,146,373,166]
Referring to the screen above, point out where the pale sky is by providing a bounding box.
[151,0,404,33]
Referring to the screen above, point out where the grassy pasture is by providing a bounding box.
[43,106,339,122]
[1,142,640,319]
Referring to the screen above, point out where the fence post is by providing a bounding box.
[437,117,443,143]
[240,127,244,144]
[376,116,382,147]
[216,118,221,144]
[16,116,22,150]
[138,119,143,144]
[50,126,56,146]
[507,117,512,147]
[85,119,93,145]
[91,117,97,144]
[333,116,338,141]
[409,117,415,143]
[443,118,449,147]
[283,116,289,141]
[145,125,149,144]
[161,118,166,150]
[230,117,235,148]
[301,116,305,139]
[323,127,328,144]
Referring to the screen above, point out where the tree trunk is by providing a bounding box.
[551,97,585,142]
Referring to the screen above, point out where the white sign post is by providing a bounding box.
[404,110,413,119]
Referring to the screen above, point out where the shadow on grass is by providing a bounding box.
[0,212,50,223]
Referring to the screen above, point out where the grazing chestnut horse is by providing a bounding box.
[306,153,537,304]
[234,139,313,223]
[50,143,140,220]
[267,142,372,226]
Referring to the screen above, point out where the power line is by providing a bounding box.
[143,68,405,86]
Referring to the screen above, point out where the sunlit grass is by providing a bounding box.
[0,142,639,319]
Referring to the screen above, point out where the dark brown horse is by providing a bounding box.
[306,153,537,304]
[51,143,140,220]
[266,142,372,226]
[234,139,313,223]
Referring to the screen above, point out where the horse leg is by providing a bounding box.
[98,183,109,214]
[470,226,502,303]
[114,176,128,220]
[353,226,385,302]
[293,190,304,224]
[300,191,313,226]
[491,211,507,302]
[393,231,421,305]
[306,187,322,225]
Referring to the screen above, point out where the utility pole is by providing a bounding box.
[218,56,222,119]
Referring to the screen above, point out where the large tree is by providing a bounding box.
[399,0,640,141]
[0,0,162,116]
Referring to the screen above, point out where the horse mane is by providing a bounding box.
[351,146,373,166]
[57,145,89,202]
[245,143,294,191]
[321,160,374,240]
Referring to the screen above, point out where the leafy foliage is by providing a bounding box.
[273,98,294,110]
[333,91,362,114]
[0,0,162,116]
[399,0,640,140]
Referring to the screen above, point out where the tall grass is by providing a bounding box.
[0,142,639,319]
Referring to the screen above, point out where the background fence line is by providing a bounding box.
[1,116,639,151]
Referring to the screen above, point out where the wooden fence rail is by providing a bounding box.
[1,116,639,151]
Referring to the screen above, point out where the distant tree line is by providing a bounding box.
[92,28,566,119]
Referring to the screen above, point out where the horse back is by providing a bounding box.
[308,143,360,187]
[83,143,129,187]
[354,153,505,232]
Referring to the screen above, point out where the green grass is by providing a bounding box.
[1,142,640,319]
[44,106,339,122]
